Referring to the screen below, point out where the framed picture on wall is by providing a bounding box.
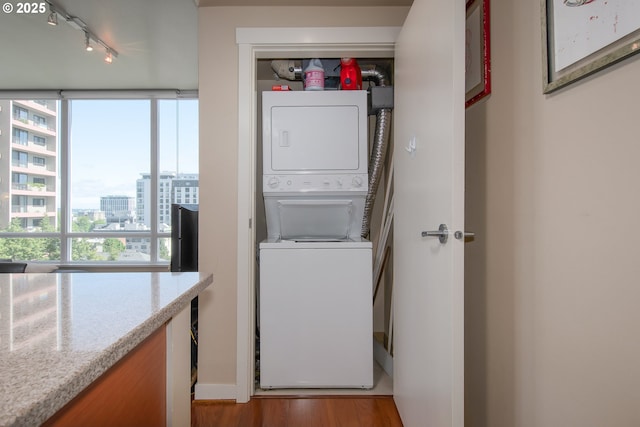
[542,0,640,94]
[465,0,491,108]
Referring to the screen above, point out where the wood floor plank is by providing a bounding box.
[192,396,403,427]
[328,398,360,427]
[255,399,289,427]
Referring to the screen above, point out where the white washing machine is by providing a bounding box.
[259,90,373,389]
[259,238,373,389]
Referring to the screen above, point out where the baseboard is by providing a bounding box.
[193,383,238,400]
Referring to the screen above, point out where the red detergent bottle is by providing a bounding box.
[340,58,362,90]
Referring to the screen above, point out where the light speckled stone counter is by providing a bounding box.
[0,271,213,427]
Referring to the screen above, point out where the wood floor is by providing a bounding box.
[192,396,403,427]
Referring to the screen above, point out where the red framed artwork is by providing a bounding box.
[465,0,491,108]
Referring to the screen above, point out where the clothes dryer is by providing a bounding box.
[262,90,368,240]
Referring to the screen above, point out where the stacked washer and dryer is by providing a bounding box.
[259,90,373,389]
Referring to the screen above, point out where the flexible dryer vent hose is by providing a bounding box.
[361,106,391,238]
[360,66,392,239]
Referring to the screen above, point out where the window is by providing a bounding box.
[12,151,28,167]
[13,106,28,121]
[33,115,46,128]
[12,195,27,209]
[12,173,28,185]
[13,128,28,145]
[0,96,199,266]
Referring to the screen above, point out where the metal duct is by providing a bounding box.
[360,66,389,87]
[360,66,392,239]
[270,60,302,81]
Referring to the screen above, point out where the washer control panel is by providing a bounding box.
[263,174,368,192]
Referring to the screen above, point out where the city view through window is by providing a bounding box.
[0,98,198,264]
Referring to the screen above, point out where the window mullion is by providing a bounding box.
[150,99,159,263]
[60,99,71,263]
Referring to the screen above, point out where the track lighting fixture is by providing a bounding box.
[45,0,118,64]
[47,9,57,26]
[84,32,93,52]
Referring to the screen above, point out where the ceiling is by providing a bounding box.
[0,0,198,91]
[0,0,410,91]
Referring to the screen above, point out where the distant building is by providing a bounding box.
[94,220,170,257]
[0,100,58,230]
[74,209,106,222]
[100,195,135,224]
[172,175,199,207]
[136,172,199,227]
[117,250,151,262]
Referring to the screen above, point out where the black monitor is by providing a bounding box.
[170,204,199,272]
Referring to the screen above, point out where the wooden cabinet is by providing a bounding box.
[43,326,167,427]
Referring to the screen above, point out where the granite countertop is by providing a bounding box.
[0,271,213,427]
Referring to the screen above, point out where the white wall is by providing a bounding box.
[465,0,640,426]
[197,5,409,394]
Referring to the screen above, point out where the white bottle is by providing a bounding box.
[304,59,325,91]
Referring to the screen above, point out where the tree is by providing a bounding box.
[0,218,50,261]
[159,239,170,261]
[71,238,99,261]
[103,238,125,261]
[40,216,60,260]
[73,216,92,232]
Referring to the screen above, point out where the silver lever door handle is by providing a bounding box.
[421,224,449,244]
[454,230,475,242]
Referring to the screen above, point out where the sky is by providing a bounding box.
[68,99,198,209]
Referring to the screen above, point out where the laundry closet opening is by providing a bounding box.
[253,57,395,395]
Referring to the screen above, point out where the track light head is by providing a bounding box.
[84,32,93,51]
[47,11,58,26]
[104,49,113,64]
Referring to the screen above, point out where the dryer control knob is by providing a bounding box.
[352,176,363,187]
[267,177,280,188]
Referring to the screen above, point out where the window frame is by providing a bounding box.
[33,135,46,146]
[33,114,47,128]
[12,150,28,167]
[32,156,46,167]
[13,128,28,145]
[1,92,198,268]
[13,105,28,121]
